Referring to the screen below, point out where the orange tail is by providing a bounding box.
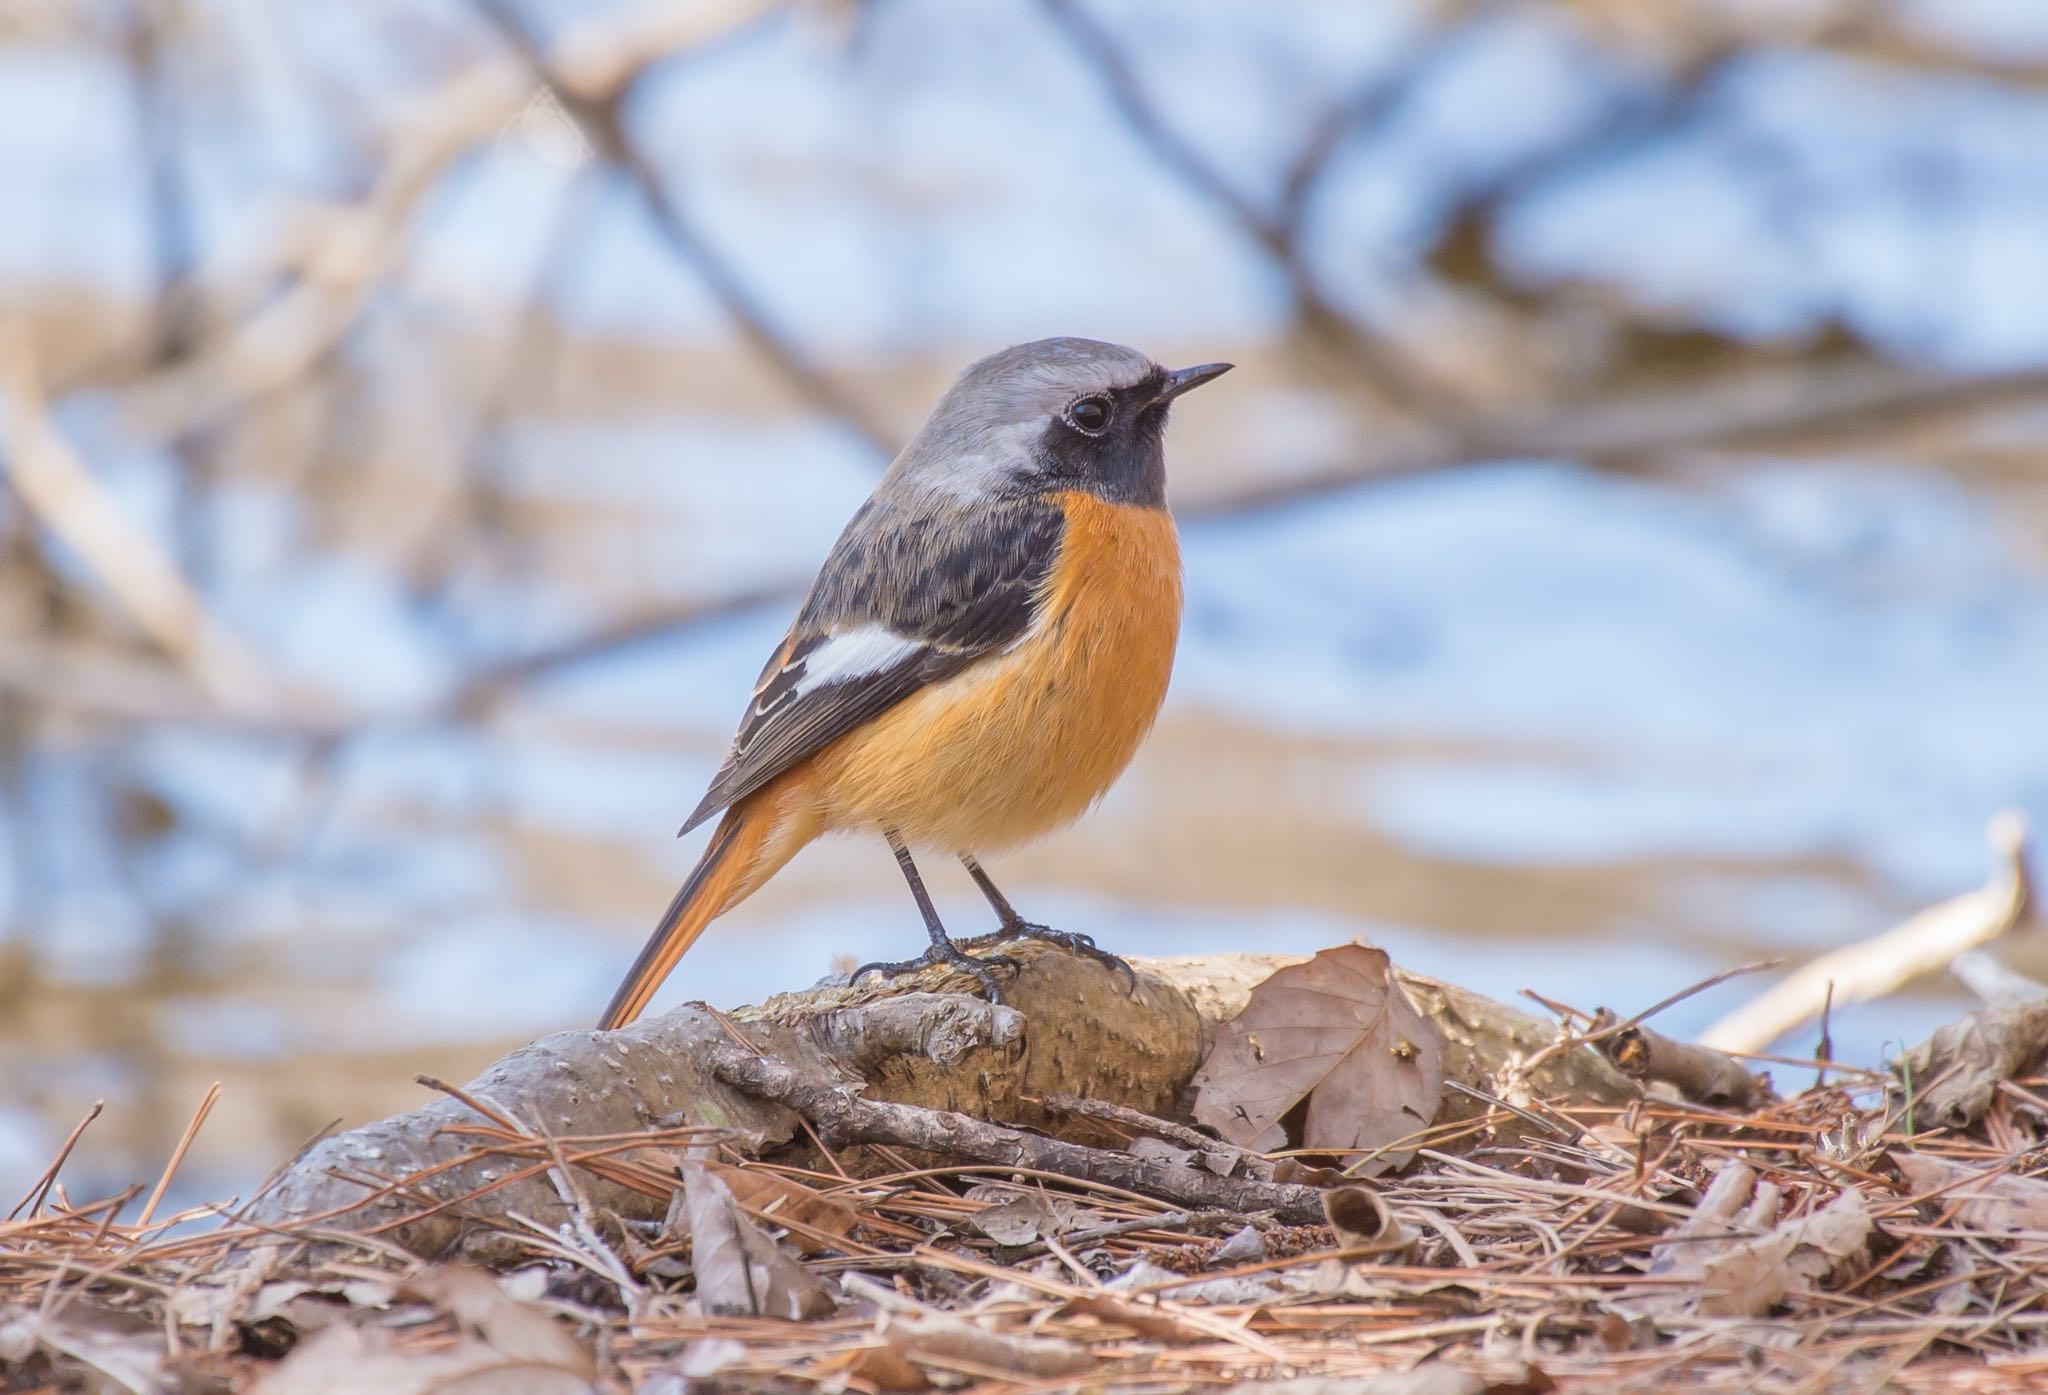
[599,781,810,1029]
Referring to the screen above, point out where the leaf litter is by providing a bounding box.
[12,948,2048,1392]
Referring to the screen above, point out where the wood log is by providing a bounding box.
[243,944,1637,1258]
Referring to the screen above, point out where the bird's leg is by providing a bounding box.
[852,834,1019,1001]
[956,855,1137,990]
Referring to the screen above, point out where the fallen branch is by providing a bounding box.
[1591,1010,1772,1110]
[1701,812,2034,1054]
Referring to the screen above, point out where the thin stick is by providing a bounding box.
[1516,959,1783,1078]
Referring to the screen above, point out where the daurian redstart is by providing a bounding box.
[599,338,1231,1028]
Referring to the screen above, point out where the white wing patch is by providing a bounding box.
[793,625,924,697]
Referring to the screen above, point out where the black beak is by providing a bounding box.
[1154,361,1234,404]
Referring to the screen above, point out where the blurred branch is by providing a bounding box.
[20,340,2047,737]
[1038,0,1474,414]
[1700,812,2032,1055]
[0,644,335,736]
[113,0,826,452]
[438,578,798,718]
[435,353,2048,706]
[1814,26,2048,88]
[1275,1,1505,235]
[116,64,531,440]
[470,0,900,459]
[0,328,293,714]
[1195,357,2048,516]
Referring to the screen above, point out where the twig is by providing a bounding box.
[1192,359,2048,518]
[1037,1093,1227,1154]
[1950,950,2048,1007]
[704,1043,1328,1224]
[1013,1207,1241,1259]
[1515,958,1782,1080]
[1590,1010,1773,1110]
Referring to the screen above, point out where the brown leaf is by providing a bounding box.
[0,1306,162,1395]
[251,1323,596,1395]
[1896,1153,2048,1231]
[700,1159,863,1254]
[1322,1185,1412,1255]
[681,1158,836,1320]
[967,1192,1100,1246]
[843,1340,930,1391]
[1893,999,2048,1130]
[1189,944,1444,1162]
[406,1266,595,1377]
[1643,1176,1871,1319]
[879,1314,1095,1379]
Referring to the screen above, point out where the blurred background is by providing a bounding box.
[3,0,2046,1208]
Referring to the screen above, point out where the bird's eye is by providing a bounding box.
[1066,396,1112,434]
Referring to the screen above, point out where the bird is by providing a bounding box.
[598,337,1232,1029]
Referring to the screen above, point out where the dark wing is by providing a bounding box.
[679,493,1065,832]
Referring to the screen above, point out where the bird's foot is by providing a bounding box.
[958,920,1138,991]
[852,938,1020,1003]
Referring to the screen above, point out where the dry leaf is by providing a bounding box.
[1213,1224,1269,1265]
[879,1313,1094,1378]
[406,1266,595,1376]
[967,1192,1099,1246]
[843,1340,930,1391]
[1323,1185,1412,1255]
[1893,998,2048,1129]
[0,1306,162,1395]
[1645,1177,1871,1319]
[639,1337,749,1392]
[701,1159,863,1254]
[251,1323,596,1395]
[1190,944,1444,1163]
[1895,1153,2048,1232]
[681,1159,836,1320]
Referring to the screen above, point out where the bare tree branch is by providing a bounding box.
[1037,0,1468,414]
[0,329,296,715]
[470,0,899,459]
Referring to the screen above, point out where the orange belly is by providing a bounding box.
[806,491,1182,852]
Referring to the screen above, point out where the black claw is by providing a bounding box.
[852,942,1020,1003]
[959,920,1139,993]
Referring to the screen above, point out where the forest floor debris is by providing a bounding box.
[10,949,2048,1393]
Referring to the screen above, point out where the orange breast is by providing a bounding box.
[808,491,1182,852]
